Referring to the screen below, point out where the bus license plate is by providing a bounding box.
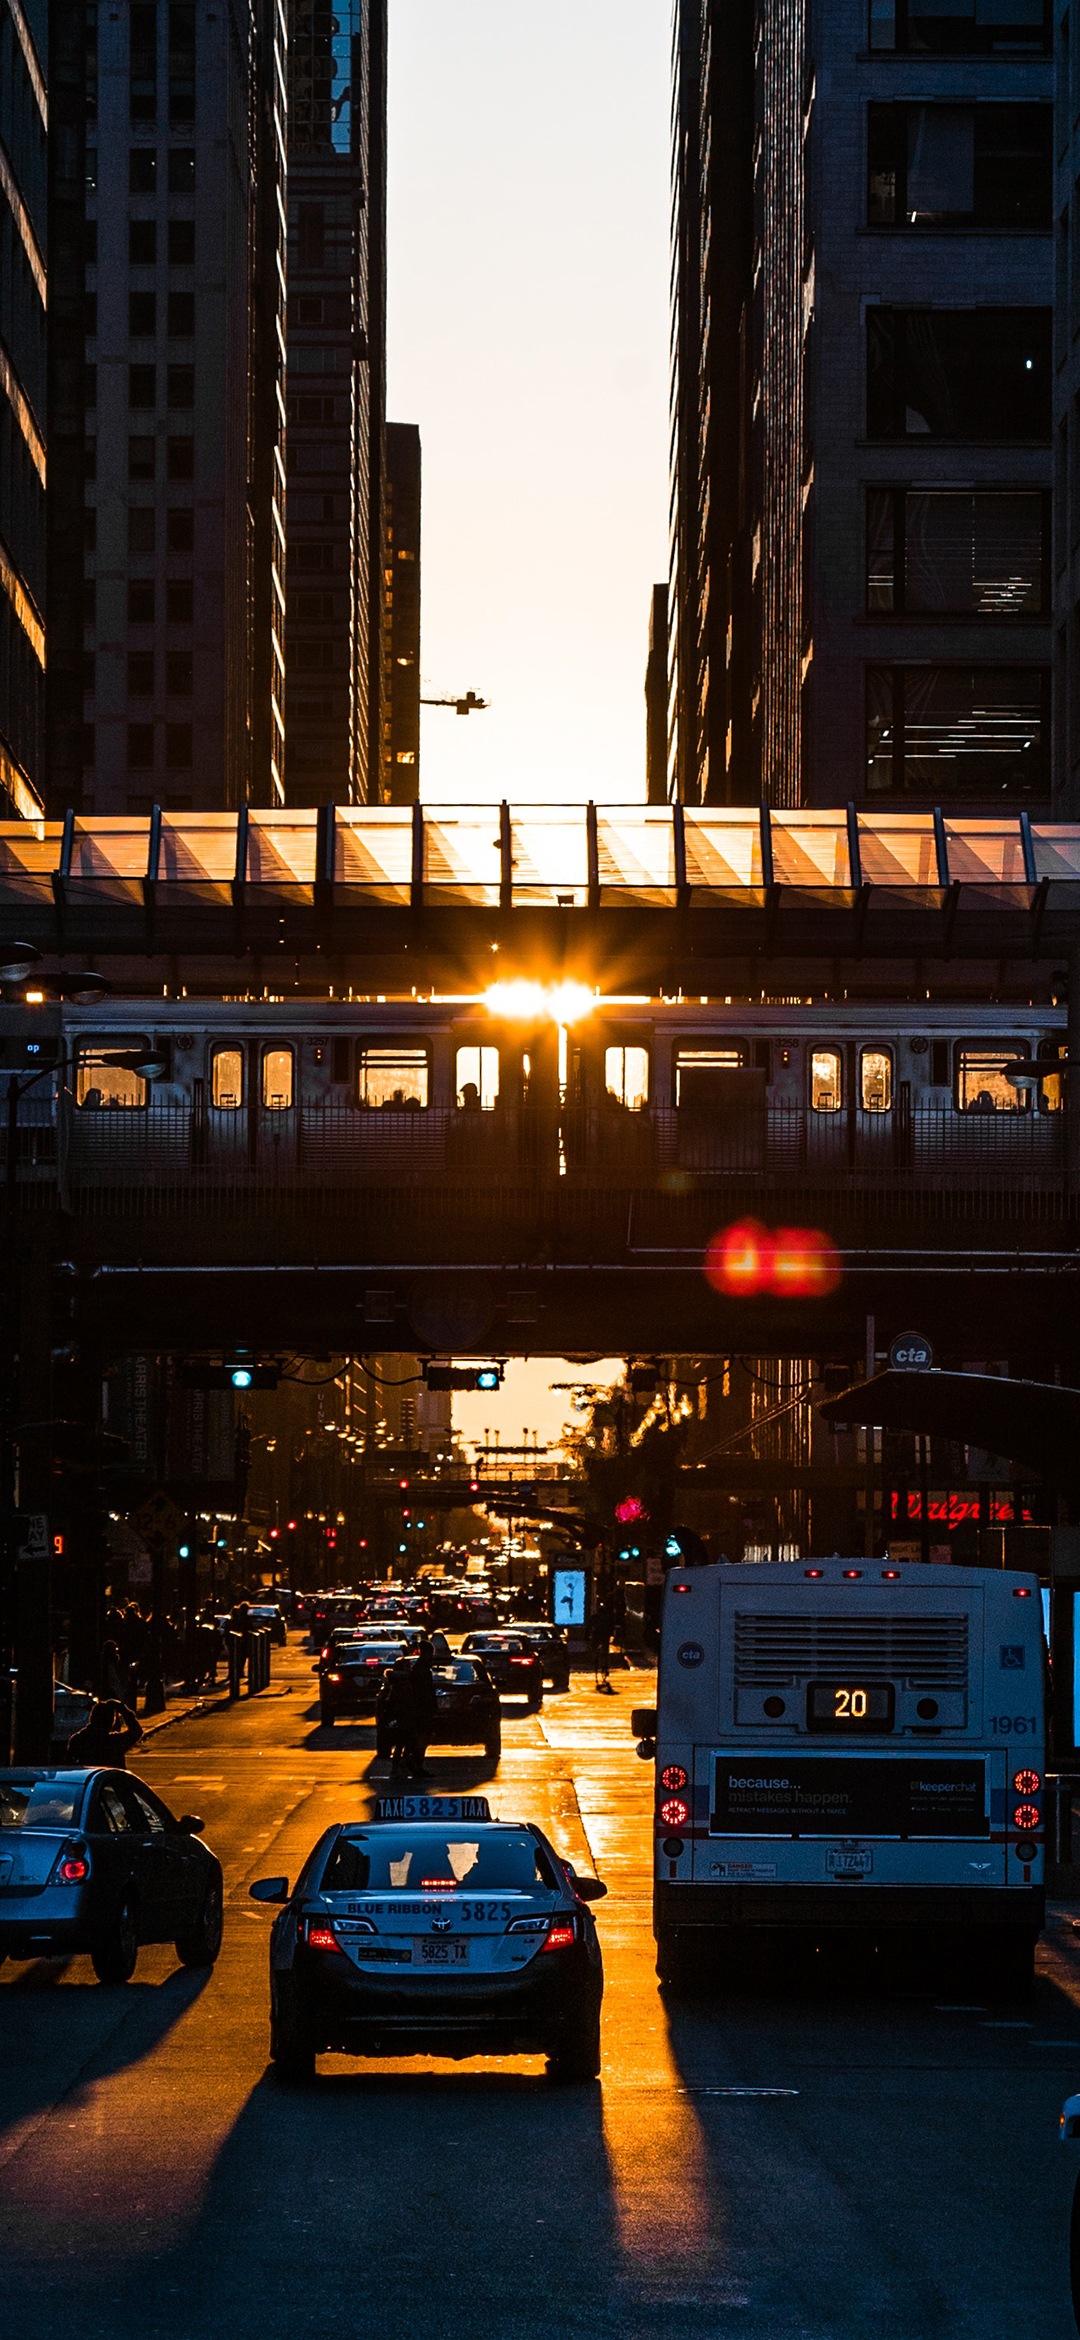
[415,1939,470,1966]
[826,1849,872,1877]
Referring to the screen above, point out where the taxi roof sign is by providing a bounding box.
[374,1794,492,1823]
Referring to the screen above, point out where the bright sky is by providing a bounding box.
[452,1356,624,1458]
[386,0,670,809]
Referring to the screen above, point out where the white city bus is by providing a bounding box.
[632,1556,1046,1988]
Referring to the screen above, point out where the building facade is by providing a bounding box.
[672,0,1055,811]
[380,419,420,802]
[81,0,287,815]
[284,0,387,805]
[0,0,48,816]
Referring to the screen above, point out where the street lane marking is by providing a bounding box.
[979,2021,1033,2028]
[936,2004,986,2013]
[678,2086,798,2098]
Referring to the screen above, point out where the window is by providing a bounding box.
[128,218,157,264]
[124,1785,164,1834]
[129,149,156,193]
[167,363,194,407]
[455,1045,499,1111]
[357,1047,429,1109]
[76,1051,148,1109]
[811,1049,843,1112]
[166,507,193,552]
[165,721,192,766]
[297,201,325,269]
[129,2,157,119]
[128,435,156,481]
[211,1047,243,1109]
[167,435,193,479]
[128,650,154,695]
[1038,1039,1065,1111]
[604,1044,649,1111]
[128,507,155,554]
[866,666,1049,797]
[166,579,193,621]
[956,1045,1030,1111]
[128,579,155,623]
[869,0,1050,53]
[96,1783,132,1832]
[167,146,195,192]
[673,1047,746,1108]
[167,290,194,335]
[262,1047,294,1111]
[866,490,1046,615]
[127,723,154,767]
[168,1,195,123]
[867,104,1051,229]
[167,218,194,264]
[860,1048,893,1111]
[166,650,192,694]
[867,309,1051,440]
[129,363,156,408]
[129,290,156,336]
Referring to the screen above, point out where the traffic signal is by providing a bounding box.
[178,1362,281,1390]
[664,1526,709,1568]
[423,1363,504,1391]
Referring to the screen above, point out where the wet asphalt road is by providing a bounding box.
[2,1637,1079,2340]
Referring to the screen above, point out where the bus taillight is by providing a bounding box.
[1013,1803,1041,1831]
[1013,1769,1041,1795]
[661,1765,688,1792]
[660,1797,689,1829]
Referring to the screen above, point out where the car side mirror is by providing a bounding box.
[178,1813,204,1835]
[573,1873,607,1902]
[249,1875,289,1903]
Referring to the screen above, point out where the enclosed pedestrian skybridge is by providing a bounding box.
[4,802,1080,968]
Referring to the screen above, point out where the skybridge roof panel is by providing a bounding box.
[423,806,501,905]
[596,807,676,903]
[247,810,319,888]
[683,813,763,894]
[1030,823,1080,881]
[770,812,851,888]
[509,807,589,905]
[855,815,940,888]
[158,811,238,885]
[334,806,413,900]
[941,818,1029,885]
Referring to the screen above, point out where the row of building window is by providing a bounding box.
[865,490,1046,617]
[868,0,1050,53]
[83,509,195,556]
[84,652,194,695]
[72,1041,1063,1117]
[120,220,196,266]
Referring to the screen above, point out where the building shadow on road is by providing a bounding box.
[0,1961,213,2147]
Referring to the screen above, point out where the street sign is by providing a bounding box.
[17,1513,48,1560]
[889,1331,933,1372]
[554,1569,586,1626]
[129,1489,185,1550]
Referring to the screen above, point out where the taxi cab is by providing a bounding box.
[250,1795,605,2086]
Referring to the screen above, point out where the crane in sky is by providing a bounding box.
[419,688,489,716]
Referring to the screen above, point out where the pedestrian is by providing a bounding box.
[403,1638,439,1778]
[66,1696,143,1768]
[99,1638,125,1699]
[378,1654,414,1777]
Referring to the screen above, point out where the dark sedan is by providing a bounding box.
[316,1630,451,1725]
[507,1623,571,1692]
[250,1792,605,2084]
[460,1632,544,1710]
[0,1768,223,1983]
[374,1658,502,1760]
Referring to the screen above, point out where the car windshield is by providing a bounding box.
[440,1660,481,1683]
[344,1644,403,1664]
[0,1778,81,1829]
[320,1829,553,1893]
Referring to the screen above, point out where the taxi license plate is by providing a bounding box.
[826,1849,872,1877]
[414,1938,470,1966]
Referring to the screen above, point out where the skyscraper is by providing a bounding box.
[381,419,420,802]
[1,0,48,816]
[671,0,1054,811]
[80,0,287,814]
[284,0,387,805]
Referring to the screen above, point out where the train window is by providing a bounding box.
[75,1050,147,1110]
[860,1048,892,1112]
[261,1047,294,1112]
[605,1045,649,1112]
[357,1047,429,1110]
[456,1045,499,1111]
[956,1046,1027,1113]
[810,1048,843,1113]
[1037,1040,1065,1112]
[674,1046,744,1109]
[211,1048,243,1110]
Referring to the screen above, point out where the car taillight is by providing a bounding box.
[659,1797,689,1829]
[1013,1803,1041,1832]
[1014,1769,1041,1794]
[50,1845,90,1885]
[510,1655,533,1666]
[541,1920,577,1952]
[302,1921,342,1952]
[326,1672,342,1682]
[661,1765,688,1792]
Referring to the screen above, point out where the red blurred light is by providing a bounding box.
[1013,1804,1041,1831]
[269,1528,279,1539]
[326,1671,341,1682]
[55,1854,89,1884]
[770,1225,842,1298]
[673,1582,691,1594]
[541,1921,576,1953]
[844,1569,862,1579]
[704,1217,771,1297]
[1012,1587,1033,1598]
[660,1797,689,1828]
[399,1478,409,1489]
[286,1519,297,1531]
[1014,1769,1041,1794]
[304,1925,341,1952]
[882,1569,900,1579]
[661,1765,688,1791]
[616,1497,648,1524]
[421,1879,457,1891]
[805,1567,824,1578]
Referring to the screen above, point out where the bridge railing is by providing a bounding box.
[0,1099,1068,1205]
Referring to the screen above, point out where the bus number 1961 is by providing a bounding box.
[990,1716,1037,1735]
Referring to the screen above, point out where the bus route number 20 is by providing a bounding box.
[990,1715,1038,1735]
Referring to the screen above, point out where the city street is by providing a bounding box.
[0,1640,1078,2338]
